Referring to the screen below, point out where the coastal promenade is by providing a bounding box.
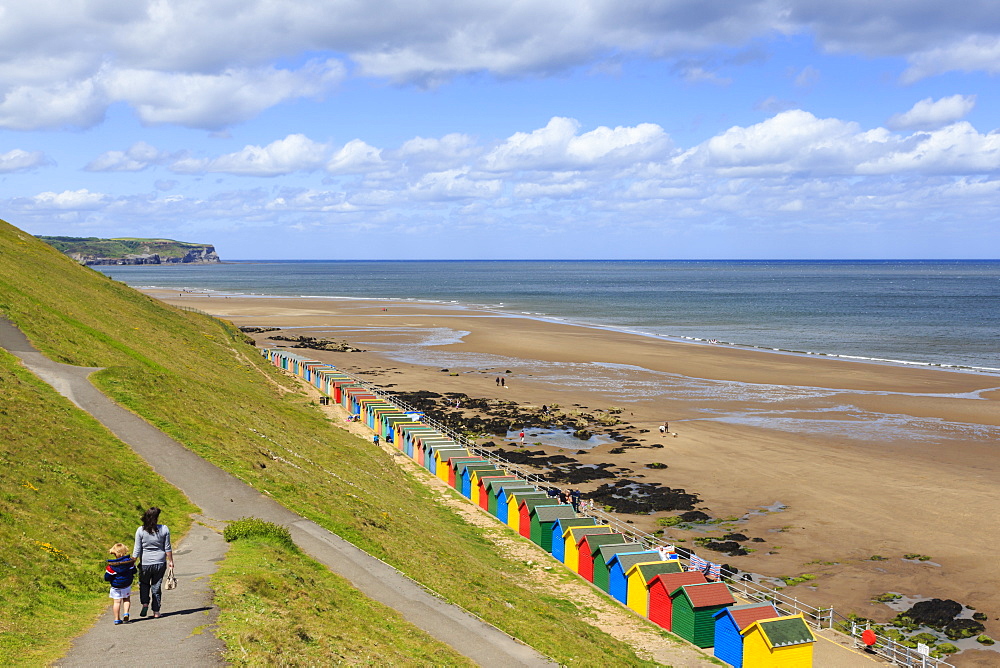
[0,317,554,667]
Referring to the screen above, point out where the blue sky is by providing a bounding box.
[1,1,999,259]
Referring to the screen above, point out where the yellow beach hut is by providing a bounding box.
[740,614,816,667]
[563,526,610,572]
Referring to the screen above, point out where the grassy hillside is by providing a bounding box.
[36,236,212,259]
[0,220,653,665]
[0,347,197,665]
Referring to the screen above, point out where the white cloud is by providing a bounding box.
[857,122,1000,175]
[1,1,1000,130]
[326,139,384,174]
[86,141,169,171]
[30,189,108,210]
[409,168,501,200]
[171,134,330,176]
[887,95,977,131]
[103,59,344,129]
[484,117,671,171]
[902,36,1000,83]
[0,78,106,130]
[396,133,480,170]
[0,148,51,173]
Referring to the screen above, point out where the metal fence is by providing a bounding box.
[268,348,961,668]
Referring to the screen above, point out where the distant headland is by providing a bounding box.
[37,236,221,265]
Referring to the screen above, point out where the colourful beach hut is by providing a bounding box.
[461,463,500,498]
[489,481,531,517]
[592,543,645,593]
[740,614,816,667]
[506,491,547,532]
[608,551,660,604]
[647,571,708,631]
[477,475,519,510]
[669,581,736,648]
[433,448,469,478]
[447,457,486,488]
[625,560,684,616]
[496,484,537,523]
[712,603,780,668]
[564,526,611,572]
[518,498,559,539]
[578,533,628,582]
[551,518,599,562]
[530,504,576,551]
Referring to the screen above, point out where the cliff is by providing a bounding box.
[37,236,221,265]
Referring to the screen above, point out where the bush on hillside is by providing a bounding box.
[223,517,295,550]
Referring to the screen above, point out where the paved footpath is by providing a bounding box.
[1,318,554,668]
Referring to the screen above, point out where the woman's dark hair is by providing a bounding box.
[141,507,162,535]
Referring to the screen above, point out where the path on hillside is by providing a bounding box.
[0,318,554,668]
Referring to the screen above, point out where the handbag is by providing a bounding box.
[164,564,178,590]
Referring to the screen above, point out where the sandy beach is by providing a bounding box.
[155,289,1000,665]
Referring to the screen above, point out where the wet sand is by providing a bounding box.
[155,290,1000,664]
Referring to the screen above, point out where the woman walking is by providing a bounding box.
[133,507,174,619]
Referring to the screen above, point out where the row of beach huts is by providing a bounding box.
[262,347,818,667]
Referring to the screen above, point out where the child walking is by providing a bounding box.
[105,542,137,625]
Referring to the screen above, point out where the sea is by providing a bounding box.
[96,260,1000,374]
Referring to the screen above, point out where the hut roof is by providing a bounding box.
[581,533,627,554]
[713,602,781,630]
[534,505,576,522]
[743,615,816,648]
[630,560,684,582]
[566,525,610,541]
[650,571,707,591]
[520,498,558,513]
[596,543,644,563]
[609,551,660,573]
[670,582,735,608]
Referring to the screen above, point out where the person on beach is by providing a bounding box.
[570,489,581,512]
[133,507,173,619]
[519,430,525,445]
[104,542,136,625]
[500,377,505,388]
[386,431,394,445]
[373,433,380,446]
[496,377,500,386]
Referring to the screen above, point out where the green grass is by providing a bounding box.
[0,348,196,666]
[214,529,473,666]
[0,220,655,665]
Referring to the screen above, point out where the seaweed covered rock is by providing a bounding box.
[701,541,749,557]
[584,480,699,514]
[679,510,711,523]
[898,599,962,627]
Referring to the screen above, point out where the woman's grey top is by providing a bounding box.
[133,524,172,565]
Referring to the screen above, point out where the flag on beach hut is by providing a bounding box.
[625,561,684,616]
[608,552,660,604]
[669,582,736,648]
[564,526,611,572]
[578,533,628,582]
[712,603,781,668]
[518,498,559,539]
[592,543,645,593]
[531,504,576,551]
[506,491,547,532]
[739,614,815,667]
[647,571,708,631]
[551,519,599,562]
